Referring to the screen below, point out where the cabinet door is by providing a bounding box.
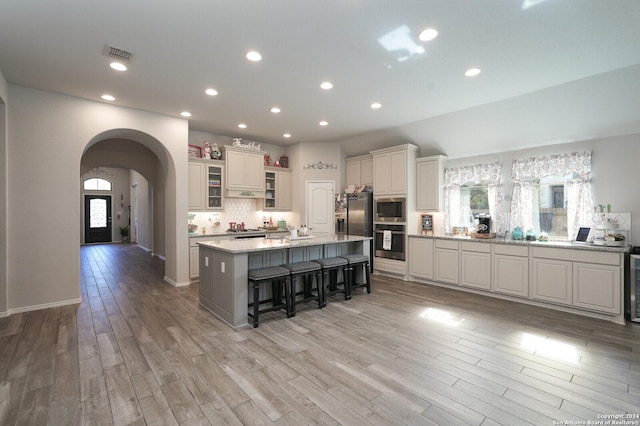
[373,154,391,194]
[409,238,434,280]
[493,254,528,297]
[264,171,276,210]
[390,150,407,194]
[573,263,621,314]
[206,164,224,210]
[361,157,373,185]
[190,246,200,278]
[226,150,247,189]
[346,160,361,186]
[245,152,265,190]
[188,162,205,210]
[435,248,459,285]
[277,171,292,211]
[461,251,491,290]
[532,258,572,305]
[417,159,439,211]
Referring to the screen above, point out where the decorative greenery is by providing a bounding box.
[119,225,130,240]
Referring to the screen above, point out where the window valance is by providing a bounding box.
[445,162,501,188]
[511,151,592,182]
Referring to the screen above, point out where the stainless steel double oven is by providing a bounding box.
[374,198,406,261]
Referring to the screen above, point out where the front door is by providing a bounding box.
[306,181,335,236]
[85,195,112,243]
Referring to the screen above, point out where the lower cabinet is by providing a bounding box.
[573,262,621,314]
[493,244,529,298]
[460,242,491,290]
[532,258,573,305]
[434,240,459,285]
[408,237,434,280]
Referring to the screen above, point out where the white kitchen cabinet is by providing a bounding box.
[345,154,373,186]
[408,236,434,280]
[434,239,459,285]
[532,258,572,305]
[188,160,224,211]
[492,244,529,298]
[263,168,292,211]
[371,144,419,196]
[416,155,446,211]
[460,241,491,290]
[573,262,621,314]
[224,146,265,195]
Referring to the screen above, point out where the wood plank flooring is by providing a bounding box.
[1,243,639,425]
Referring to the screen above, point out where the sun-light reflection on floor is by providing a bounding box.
[419,308,465,326]
[521,333,579,362]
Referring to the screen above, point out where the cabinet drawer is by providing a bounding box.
[461,241,491,253]
[532,247,620,266]
[494,244,528,257]
[435,239,459,250]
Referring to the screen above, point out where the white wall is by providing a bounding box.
[445,133,640,245]
[7,85,190,313]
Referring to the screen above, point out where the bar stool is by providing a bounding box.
[282,261,323,315]
[247,266,291,328]
[339,254,371,299]
[312,257,349,304]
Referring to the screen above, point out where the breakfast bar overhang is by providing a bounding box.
[197,236,372,328]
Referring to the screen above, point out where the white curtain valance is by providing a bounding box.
[511,151,592,182]
[445,162,501,188]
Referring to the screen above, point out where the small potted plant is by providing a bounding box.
[119,225,130,242]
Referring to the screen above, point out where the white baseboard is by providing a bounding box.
[0,310,8,318]
[164,276,190,287]
[153,253,166,261]
[7,298,82,316]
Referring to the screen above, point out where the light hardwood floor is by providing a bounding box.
[1,243,639,425]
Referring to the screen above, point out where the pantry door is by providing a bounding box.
[306,181,335,236]
[85,195,113,243]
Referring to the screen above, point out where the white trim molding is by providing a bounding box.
[7,298,82,316]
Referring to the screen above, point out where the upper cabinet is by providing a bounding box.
[416,155,447,211]
[371,144,419,197]
[188,160,224,211]
[263,167,292,211]
[224,145,265,197]
[345,154,373,187]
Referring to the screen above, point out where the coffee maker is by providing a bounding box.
[477,213,491,234]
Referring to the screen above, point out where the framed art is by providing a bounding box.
[420,214,433,235]
[188,144,202,158]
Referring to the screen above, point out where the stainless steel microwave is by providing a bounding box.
[374,198,406,222]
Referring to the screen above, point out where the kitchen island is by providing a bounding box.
[198,235,372,328]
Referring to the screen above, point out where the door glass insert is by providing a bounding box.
[90,198,107,228]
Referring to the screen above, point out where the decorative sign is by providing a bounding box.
[420,214,433,235]
[303,161,338,170]
[232,138,261,151]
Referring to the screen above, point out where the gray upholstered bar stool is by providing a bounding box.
[247,266,291,328]
[282,261,323,315]
[339,254,371,299]
[312,257,349,304]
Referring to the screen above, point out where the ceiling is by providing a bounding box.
[2,0,640,158]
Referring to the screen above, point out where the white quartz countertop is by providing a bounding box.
[408,233,630,253]
[197,235,372,254]
[188,229,288,238]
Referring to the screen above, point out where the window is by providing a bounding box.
[83,178,112,191]
[444,162,503,234]
[510,151,592,240]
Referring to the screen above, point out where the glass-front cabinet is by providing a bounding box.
[630,255,640,323]
[264,170,276,210]
[206,164,223,210]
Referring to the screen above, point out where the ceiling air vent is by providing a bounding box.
[104,44,133,62]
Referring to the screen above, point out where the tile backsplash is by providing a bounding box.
[189,198,292,233]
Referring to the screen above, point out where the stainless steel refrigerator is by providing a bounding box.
[335,192,374,268]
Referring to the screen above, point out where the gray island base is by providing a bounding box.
[198,235,372,328]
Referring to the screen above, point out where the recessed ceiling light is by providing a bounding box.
[464,68,481,77]
[205,88,218,96]
[246,51,262,62]
[319,120,328,126]
[418,28,439,41]
[320,82,333,90]
[180,111,191,117]
[109,61,127,71]
[283,133,291,138]
[270,107,281,113]
[238,123,247,129]
[370,102,382,109]
[101,94,115,101]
